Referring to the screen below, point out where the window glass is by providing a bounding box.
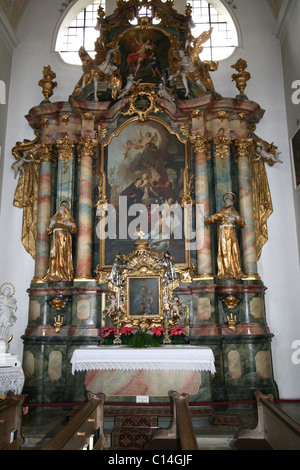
[188,0,238,61]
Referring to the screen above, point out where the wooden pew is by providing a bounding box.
[145,391,198,450]
[43,392,106,450]
[234,391,300,450]
[0,391,25,450]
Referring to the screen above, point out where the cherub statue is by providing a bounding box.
[157,79,176,109]
[73,42,121,101]
[168,29,218,98]
[254,142,283,164]
[169,295,181,317]
[104,294,117,318]
[118,73,141,99]
[12,152,33,179]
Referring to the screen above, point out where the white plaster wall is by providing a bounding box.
[1,0,299,398]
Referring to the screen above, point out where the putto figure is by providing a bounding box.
[204,193,245,280]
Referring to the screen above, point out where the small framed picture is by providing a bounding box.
[128,277,160,317]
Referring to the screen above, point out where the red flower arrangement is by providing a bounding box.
[100,326,118,344]
[120,327,134,344]
[151,326,166,337]
[170,326,187,344]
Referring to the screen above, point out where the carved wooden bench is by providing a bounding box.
[0,392,25,450]
[234,391,300,450]
[42,392,106,450]
[145,391,198,450]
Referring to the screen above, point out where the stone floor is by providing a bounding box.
[20,401,300,451]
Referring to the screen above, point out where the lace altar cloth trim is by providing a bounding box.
[70,346,216,375]
[0,366,25,395]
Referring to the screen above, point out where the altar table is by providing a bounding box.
[70,346,215,401]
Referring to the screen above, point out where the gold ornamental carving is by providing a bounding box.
[103,238,186,331]
[190,134,211,156]
[49,298,67,311]
[223,295,240,310]
[234,138,253,160]
[231,58,251,97]
[12,131,42,259]
[122,83,162,121]
[97,125,108,143]
[40,143,57,165]
[213,130,232,167]
[57,135,75,173]
[38,65,57,102]
[78,136,98,162]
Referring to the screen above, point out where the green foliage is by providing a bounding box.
[126,330,161,348]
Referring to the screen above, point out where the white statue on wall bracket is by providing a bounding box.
[0,283,17,355]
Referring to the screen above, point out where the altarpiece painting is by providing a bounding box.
[99,118,191,268]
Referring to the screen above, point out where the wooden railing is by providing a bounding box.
[42,392,106,450]
[0,392,25,450]
[145,391,198,450]
[234,391,300,450]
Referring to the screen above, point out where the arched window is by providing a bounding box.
[187,0,238,61]
[55,0,106,65]
[55,0,238,65]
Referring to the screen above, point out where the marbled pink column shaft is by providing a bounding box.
[237,153,258,275]
[193,137,213,276]
[34,154,53,281]
[76,140,96,279]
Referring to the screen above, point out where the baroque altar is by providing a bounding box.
[13,0,280,404]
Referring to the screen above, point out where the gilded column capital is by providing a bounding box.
[190,134,211,155]
[78,136,98,161]
[234,138,253,159]
[39,143,57,164]
[57,134,75,163]
[213,132,232,167]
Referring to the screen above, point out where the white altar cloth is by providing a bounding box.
[70,345,216,376]
[0,366,25,396]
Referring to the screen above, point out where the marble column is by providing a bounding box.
[234,138,259,278]
[56,134,75,208]
[190,134,214,278]
[75,136,97,280]
[213,132,233,210]
[32,144,55,282]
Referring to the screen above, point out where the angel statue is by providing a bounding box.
[72,42,121,101]
[168,29,218,98]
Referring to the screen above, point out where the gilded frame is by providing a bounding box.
[97,116,192,278]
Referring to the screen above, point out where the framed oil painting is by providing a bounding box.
[99,117,191,269]
[117,27,174,86]
[128,277,160,317]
